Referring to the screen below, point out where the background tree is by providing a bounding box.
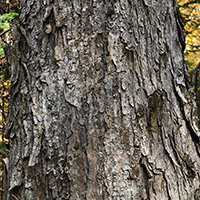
[0,1,19,139]
[0,1,19,198]
[3,0,200,199]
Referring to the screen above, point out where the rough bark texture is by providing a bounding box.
[4,0,200,199]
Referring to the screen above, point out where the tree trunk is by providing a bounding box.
[4,0,200,199]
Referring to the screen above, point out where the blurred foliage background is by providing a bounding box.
[0,0,199,198]
[178,0,200,124]
[178,0,200,68]
[0,0,19,198]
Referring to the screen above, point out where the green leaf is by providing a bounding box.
[0,13,19,22]
[0,22,10,30]
[0,142,7,150]
[0,48,4,56]
[185,60,195,68]
[0,13,19,30]
[0,75,4,81]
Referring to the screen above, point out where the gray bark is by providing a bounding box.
[4,0,200,199]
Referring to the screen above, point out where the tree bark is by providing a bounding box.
[4,0,200,199]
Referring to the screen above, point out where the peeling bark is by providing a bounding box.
[4,0,200,199]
